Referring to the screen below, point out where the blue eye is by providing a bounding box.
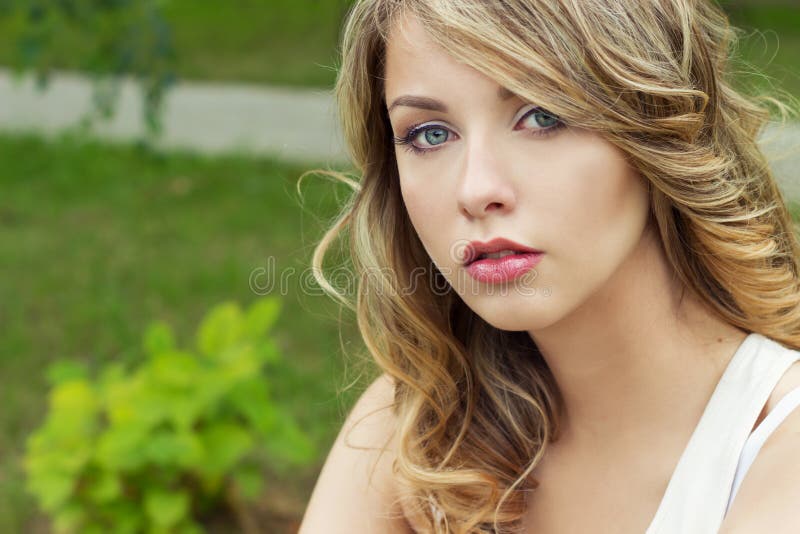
[421,128,449,146]
[519,108,561,130]
[393,123,455,155]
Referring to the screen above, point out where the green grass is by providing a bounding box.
[0,133,374,531]
[0,1,797,96]
[725,4,800,101]
[0,0,352,88]
[161,0,351,88]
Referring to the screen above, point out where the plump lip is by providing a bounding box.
[462,238,544,266]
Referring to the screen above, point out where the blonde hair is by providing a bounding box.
[309,0,800,532]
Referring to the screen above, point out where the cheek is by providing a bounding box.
[400,178,432,232]
[398,160,451,232]
[584,153,650,245]
[524,138,649,268]
[398,170,450,262]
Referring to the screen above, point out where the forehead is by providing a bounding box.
[385,13,434,61]
[384,14,509,104]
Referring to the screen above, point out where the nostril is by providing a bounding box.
[486,202,503,211]
[459,200,507,219]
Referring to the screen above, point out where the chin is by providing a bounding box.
[463,294,562,332]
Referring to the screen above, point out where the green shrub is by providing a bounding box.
[23,297,314,534]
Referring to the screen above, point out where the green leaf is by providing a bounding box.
[163,395,205,432]
[144,320,176,357]
[105,375,168,429]
[143,429,204,467]
[219,345,260,382]
[45,360,88,386]
[198,422,254,479]
[53,503,85,533]
[174,521,205,534]
[87,470,122,504]
[264,410,316,467]
[148,350,201,389]
[228,379,277,436]
[196,302,245,358]
[144,489,189,529]
[232,465,263,501]
[105,374,147,426]
[24,432,92,477]
[82,524,109,534]
[50,379,96,416]
[25,471,74,512]
[98,362,128,393]
[46,379,98,439]
[243,297,281,339]
[95,424,149,471]
[104,501,144,534]
[163,368,233,430]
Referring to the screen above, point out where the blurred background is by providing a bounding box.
[0,1,797,532]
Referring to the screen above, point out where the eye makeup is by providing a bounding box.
[392,107,566,156]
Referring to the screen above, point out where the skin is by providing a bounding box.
[300,12,800,534]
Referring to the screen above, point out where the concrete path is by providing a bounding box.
[0,69,347,165]
[1,68,798,198]
[761,124,800,201]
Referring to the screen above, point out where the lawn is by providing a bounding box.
[0,0,351,89]
[724,3,800,101]
[0,133,374,531]
[0,1,796,96]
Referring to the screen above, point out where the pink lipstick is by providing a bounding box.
[462,238,544,284]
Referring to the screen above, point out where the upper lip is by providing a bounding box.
[462,238,544,265]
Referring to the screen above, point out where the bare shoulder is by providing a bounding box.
[719,360,800,533]
[299,373,414,534]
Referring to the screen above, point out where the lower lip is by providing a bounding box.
[466,252,544,283]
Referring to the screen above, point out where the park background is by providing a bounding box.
[0,1,798,532]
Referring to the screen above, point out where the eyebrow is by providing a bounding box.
[387,86,517,114]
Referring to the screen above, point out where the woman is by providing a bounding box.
[300,0,800,532]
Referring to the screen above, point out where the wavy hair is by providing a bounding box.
[309,0,800,532]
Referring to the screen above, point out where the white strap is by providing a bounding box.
[726,384,800,512]
[645,333,800,534]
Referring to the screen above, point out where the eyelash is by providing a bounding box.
[392,107,565,156]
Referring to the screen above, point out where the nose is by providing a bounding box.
[456,138,516,219]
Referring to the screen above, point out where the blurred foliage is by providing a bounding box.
[0,132,365,531]
[0,0,176,135]
[23,297,315,533]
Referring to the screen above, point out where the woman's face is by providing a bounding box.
[384,15,653,332]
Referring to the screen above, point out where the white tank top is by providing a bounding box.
[645,332,800,533]
[727,382,800,512]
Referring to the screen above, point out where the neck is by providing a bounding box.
[528,223,747,447]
